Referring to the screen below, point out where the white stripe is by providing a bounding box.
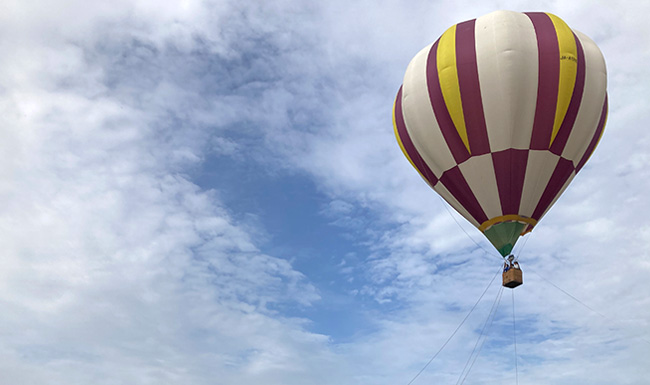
[519,150,561,217]
[401,44,458,176]
[433,183,480,227]
[536,171,576,221]
[458,154,503,220]
[561,30,608,164]
[475,10,539,152]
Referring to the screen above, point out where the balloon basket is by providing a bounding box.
[503,268,523,289]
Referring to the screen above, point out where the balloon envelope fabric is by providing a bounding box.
[393,10,608,256]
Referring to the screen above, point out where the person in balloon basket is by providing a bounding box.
[503,255,520,272]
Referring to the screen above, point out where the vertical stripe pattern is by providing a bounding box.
[531,158,575,220]
[550,33,586,155]
[456,19,491,156]
[492,150,529,215]
[427,40,471,164]
[547,13,579,145]
[393,87,439,187]
[394,10,608,253]
[527,12,560,150]
[576,95,608,172]
[440,166,489,224]
[437,25,470,152]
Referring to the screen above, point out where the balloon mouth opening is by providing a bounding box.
[481,217,536,257]
[479,215,537,234]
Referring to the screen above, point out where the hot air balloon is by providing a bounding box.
[393,11,608,275]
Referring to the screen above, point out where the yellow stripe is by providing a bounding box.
[393,98,429,184]
[478,215,538,232]
[437,25,470,153]
[548,13,578,146]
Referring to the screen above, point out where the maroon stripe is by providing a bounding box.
[440,166,488,224]
[576,94,608,172]
[526,12,560,150]
[550,33,586,155]
[531,157,575,220]
[492,149,529,215]
[394,86,439,186]
[456,19,490,156]
[426,39,471,164]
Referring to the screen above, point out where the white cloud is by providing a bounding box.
[0,2,350,384]
[2,0,650,383]
[238,0,650,382]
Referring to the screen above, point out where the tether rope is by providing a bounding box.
[512,289,519,385]
[404,267,502,385]
[532,270,650,346]
[532,271,606,318]
[457,285,505,385]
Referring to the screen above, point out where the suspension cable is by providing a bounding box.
[404,267,502,385]
[436,195,502,259]
[514,232,531,259]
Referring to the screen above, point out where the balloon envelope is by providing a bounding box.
[394,10,608,256]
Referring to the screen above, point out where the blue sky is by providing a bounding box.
[1,0,649,384]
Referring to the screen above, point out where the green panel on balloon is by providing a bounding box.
[483,222,526,257]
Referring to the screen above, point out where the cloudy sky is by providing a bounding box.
[1,0,649,384]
